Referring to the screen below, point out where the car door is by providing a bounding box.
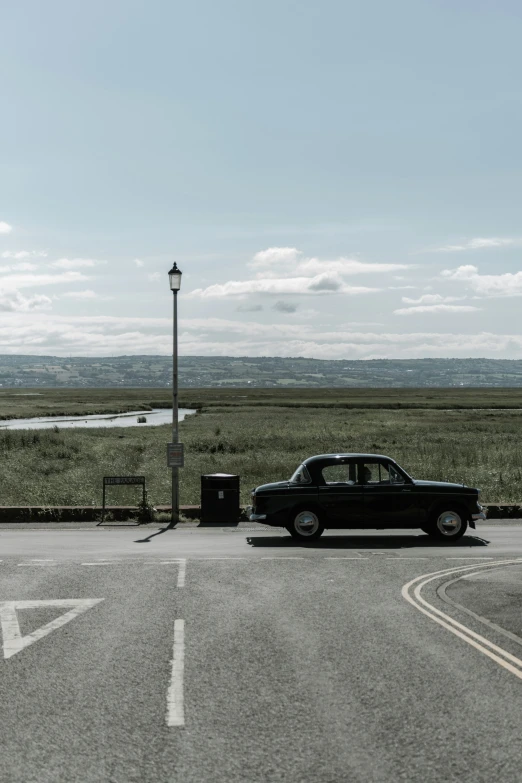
[361,460,418,527]
[317,458,365,527]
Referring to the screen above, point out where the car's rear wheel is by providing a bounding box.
[287,508,324,541]
[424,508,468,542]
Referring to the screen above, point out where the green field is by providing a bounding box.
[1,388,522,507]
[2,386,522,421]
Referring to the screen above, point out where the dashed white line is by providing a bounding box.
[326,557,368,560]
[166,619,185,728]
[81,562,119,566]
[260,557,305,560]
[18,563,57,567]
[177,559,186,588]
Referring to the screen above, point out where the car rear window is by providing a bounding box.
[289,464,312,484]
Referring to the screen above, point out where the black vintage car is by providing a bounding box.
[249,453,486,542]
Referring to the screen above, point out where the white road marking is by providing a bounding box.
[81,563,114,566]
[166,619,185,727]
[18,563,57,567]
[438,576,522,649]
[150,561,184,565]
[260,557,305,560]
[446,557,494,560]
[30,559,55,562]
[326,557,368,560]
[402,559,522,680]
[197,557,247,560]
[177,559,186,588]
[0,599,104,659]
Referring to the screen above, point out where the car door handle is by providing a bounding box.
[401,488,412,492]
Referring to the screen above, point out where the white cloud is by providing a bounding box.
[249,247,301,267]
[134,258,145,267]
[1,250,47,259]
[2,312,522,358]
[0,262,38,273]
[249,247,409,278]
[0,291,52,312]
[189,247,410,299]
[441,265,522,297]
[51,258,103,269]
[394,304,480,315]
[0,222,13,234]
[294,257,409,277]
[432,237,519,252]
[188,275,378,298]
[148,272,161,281]
[0,270,88,291]
[401,294,465,305]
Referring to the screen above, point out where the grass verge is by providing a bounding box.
[1,404,522,506]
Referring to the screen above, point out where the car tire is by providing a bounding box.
[424,508,468,542]
[287,507,324,541]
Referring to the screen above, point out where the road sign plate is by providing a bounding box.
[103,476,145,485]
[167,443,184,468]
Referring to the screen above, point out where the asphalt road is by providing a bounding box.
[1,524,522,782]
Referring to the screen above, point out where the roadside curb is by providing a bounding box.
[0,505,203,524]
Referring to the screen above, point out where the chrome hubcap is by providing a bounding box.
[294,510,319,536]
[436,511,462,536]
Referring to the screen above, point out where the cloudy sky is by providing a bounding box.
[2,0,522,360]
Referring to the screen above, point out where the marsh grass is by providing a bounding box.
[2,386,522,421]
[1,405,522,506]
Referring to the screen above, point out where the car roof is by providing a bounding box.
[303,453,394,464]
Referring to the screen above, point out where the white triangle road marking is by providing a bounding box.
[0,599,104,659]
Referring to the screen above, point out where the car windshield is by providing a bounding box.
[289,464,312,484]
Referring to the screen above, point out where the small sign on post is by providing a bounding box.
[167,442,184,468]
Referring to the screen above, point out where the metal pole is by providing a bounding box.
[171,289,179,526]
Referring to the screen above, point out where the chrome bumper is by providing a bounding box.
[249,512,267,521]
[472,511,487,521]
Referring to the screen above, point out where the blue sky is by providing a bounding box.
[1,0,522,358]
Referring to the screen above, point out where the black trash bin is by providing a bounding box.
[200,473,240,523]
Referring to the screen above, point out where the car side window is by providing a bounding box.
[322,463,357,485]
[388,464,405,484]
[361,462,391,485]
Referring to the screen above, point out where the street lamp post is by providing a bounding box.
[168,262,182,527]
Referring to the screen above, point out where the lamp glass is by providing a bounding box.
[168,264,182,291]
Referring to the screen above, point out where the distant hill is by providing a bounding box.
[2,355,522,388]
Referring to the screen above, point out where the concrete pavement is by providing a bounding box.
[1,525,522,782]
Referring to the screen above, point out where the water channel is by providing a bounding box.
[0,409,196,430]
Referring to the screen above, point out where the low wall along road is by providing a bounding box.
[0,503,520,523]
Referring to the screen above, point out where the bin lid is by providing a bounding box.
[202,473,238,478]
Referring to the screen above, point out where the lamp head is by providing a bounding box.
[168,262,182,291]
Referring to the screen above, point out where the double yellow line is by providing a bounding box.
[402,559,522,680]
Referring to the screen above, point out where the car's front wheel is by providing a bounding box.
[287,508,324,541]
[423,508,468,542]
